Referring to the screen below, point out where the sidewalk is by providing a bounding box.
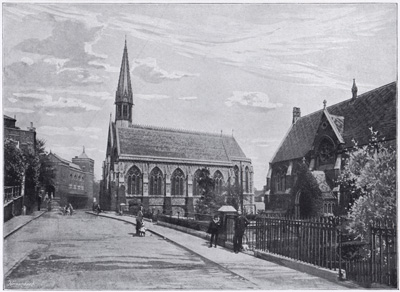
[87,211,360,289]
[4,210,46,239]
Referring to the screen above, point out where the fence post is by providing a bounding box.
[338,218,343,280]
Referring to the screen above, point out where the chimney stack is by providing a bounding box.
[292,107,301,124]
[352,79,358,100]
[27,122,36,132]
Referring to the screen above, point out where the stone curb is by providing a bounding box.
[4,211,47,239]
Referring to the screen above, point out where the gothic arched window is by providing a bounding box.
[150,167,163,196]
[233,165,239,187]
[213,171,224,195]
[123,104,127,118]
[193,169,202,197]
[126,166,142,195]
[245,166,250,193]
[274,168,286,192]
[318,137,335,164]
[171,168,185,197]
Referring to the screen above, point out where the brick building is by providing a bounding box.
[100,41,254,215]
[46,147,94,209]
[4,115,36,153]
[265,81,396,217]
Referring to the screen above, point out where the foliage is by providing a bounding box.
[288,162,324,218]
[225,183,240,211]
[339,129,396,242]
[194,168,225,215]
[4,138,26,186]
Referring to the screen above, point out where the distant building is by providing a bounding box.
[265,81,396,217]
[4,115,36,153]
[101,41,255,215]
[46,147,94,209]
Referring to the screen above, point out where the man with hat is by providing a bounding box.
[233,210,249,253]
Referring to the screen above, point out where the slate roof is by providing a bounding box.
[272,82,397,164]
[49,153,82,170]
[116,124,248,162]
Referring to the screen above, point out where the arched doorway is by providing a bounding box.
[46,185,56,198]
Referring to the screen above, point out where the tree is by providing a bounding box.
[194,168,225,216]
[289,162,324,218]
[339,129,396,242]
[4,138,26,186]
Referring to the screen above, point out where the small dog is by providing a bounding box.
[139,225,146,237]
[241,244,249,251]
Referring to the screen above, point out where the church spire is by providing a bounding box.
[115,39,133,127]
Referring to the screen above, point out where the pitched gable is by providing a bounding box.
[272,82,396,164]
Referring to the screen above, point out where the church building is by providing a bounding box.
[264,81,396,217]
[100,41,254,215]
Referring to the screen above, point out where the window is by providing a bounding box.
[117,105,121,117]
[123,105,127,118]
[233,165,239,187]
[213,171,224,195]
[171,168,185,197]
[193,169,202,197]
[274,168,286,192]
[150,167,163,196]
[245,167,250,193]
[127,166,142,195]
[318,138,335,164]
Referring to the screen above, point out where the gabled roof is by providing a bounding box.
[116,124,248,163]
[48,153,82,170]
[272,82,397,164]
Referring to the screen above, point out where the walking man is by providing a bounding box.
[233,211,249,253]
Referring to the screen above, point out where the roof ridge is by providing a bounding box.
[296,81,397,122]
[129,123,232,138]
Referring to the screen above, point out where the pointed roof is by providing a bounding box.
[271,82,396,164]
[78,146,89,159]
[116,40,133,104]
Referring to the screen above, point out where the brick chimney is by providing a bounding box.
[292,107,301,124]
[27,122,36,132]
[352,79,358,100]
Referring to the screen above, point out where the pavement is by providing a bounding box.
[3,210,46,239]
[86,211,361,289]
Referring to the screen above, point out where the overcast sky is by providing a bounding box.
[2,3,397,189]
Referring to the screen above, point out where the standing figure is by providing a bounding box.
[207,215,221,248]
[233,211,249,253]
[37,192,42,211]
[136,206,144,235]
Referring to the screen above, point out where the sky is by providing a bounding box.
[2,3,397,189]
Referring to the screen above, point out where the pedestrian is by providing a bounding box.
[233,211,249,253]
[136,206,143,236]
[207,215,221,248]
[96,204,102,215]
[92,198,97,212]
[68,203,74,215]
[37,192,42,211]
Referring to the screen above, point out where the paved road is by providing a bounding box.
[4,211,350,290]
[5,211,257,290]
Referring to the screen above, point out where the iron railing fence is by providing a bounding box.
[345,220,397,288]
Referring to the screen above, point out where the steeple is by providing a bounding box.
[115,39,133,127]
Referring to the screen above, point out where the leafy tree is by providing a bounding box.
[194,168,225,216]
[339,129,396,242]
[4,138,26,186]
[289,162,324,218]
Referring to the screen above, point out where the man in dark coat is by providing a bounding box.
[207,215,221,248]
[37,192,42,211]
[233,212,249,253]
